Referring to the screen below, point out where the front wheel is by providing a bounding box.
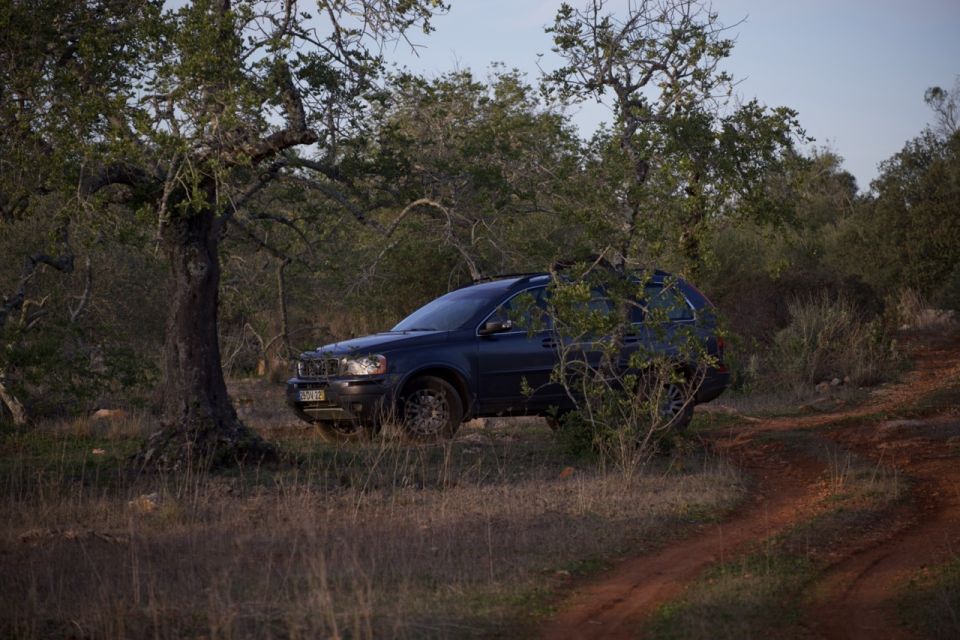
[312,420,368,443]
[398,376,463,441]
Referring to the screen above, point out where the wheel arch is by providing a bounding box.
[398,365,474,418]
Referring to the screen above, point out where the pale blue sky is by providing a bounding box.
[389,0,960,192]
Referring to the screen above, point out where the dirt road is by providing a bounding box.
[541,329,960,639]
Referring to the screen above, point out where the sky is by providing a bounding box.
[388,0,960,192]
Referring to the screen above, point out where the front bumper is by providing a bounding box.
[286,375,396,425]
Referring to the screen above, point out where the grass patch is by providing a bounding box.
[647,552,815,640]
[899,556,960,639]
[0,418,742,639]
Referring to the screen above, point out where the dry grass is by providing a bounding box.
[0,408,742,639]
[895,288,958,331]
[773,292,901,390]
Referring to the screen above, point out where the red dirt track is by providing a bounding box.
[541,329,960,639]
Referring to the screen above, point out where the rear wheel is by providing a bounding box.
[398,376,463,441]
[658,382,693,430]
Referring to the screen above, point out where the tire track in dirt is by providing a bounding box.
[539,445,824,640]
[540,329,960,640]
[806,453,960,640]
[799,332,960,639]
[807,413,960,635]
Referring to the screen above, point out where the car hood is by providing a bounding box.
[305,331,448,356]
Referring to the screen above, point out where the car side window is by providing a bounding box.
[488,287,552,332]
[635,285,695,323]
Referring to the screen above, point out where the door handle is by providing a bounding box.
[542,337,557,349]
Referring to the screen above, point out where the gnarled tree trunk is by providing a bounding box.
[138,206,274,470]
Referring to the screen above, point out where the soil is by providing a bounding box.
[540,328,960,640]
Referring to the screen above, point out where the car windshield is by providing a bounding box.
[392,284,508,332]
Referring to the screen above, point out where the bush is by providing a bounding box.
[773,293,899,390]
[892,288,958,330]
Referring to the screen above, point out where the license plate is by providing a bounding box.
[298,389,326,402]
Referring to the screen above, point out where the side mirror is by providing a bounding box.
[479,319,513,336]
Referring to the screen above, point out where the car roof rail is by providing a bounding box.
[550,256,672,279]
[471,272,546,284]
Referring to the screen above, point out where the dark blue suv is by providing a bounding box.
[287,272,729,441]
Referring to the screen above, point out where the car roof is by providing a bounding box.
[458,270,714,308]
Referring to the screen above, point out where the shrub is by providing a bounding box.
[773,292,899,390]
[892,288,958,330]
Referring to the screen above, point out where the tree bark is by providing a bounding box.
[0,370,28,426]
[277,258,291,359]
[137,205,274,470]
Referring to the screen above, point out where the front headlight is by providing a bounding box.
[340,354,387,376]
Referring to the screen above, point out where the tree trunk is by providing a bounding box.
[0,370,28,426]
[277,258,291,359]
[137,206,274,470]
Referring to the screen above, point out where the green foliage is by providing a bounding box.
[372,68,585,277]
[543,0,805,272]
[856,129,960,308]
[544,266,714,473]
[0,208,162,419]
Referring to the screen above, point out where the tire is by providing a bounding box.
[312,420,367,443]
[658,382,693,430]
[398,376,463,441]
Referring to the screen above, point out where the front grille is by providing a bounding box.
[298,357,341,378]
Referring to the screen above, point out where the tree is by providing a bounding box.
[370,69,583,281]
[0,0,444,468]
[858,129,960,307]
[543,0,803,273]
[533,0,803,466]
[924,76,960,140]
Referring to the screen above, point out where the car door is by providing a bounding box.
[476,287,565,414]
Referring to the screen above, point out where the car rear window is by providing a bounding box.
[631,285,695,323]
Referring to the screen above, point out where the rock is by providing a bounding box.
[830,377,842,387]
[128,493,161,514]
[459,432,488,445]
[91,448,106,455]
[92,408,129,421]
[815,381,830,394]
